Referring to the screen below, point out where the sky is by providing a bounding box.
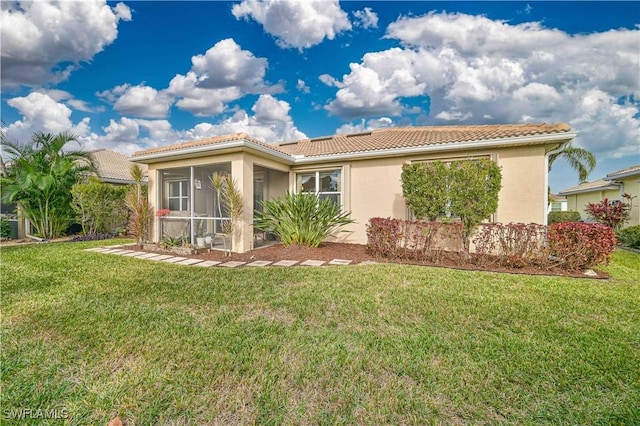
[1,0,639,193]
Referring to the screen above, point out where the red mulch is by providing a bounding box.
[126,241,609,279]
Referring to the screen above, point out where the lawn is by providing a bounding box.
[1,240,639,425]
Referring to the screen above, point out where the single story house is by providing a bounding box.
[559,164,640,228]
[548,194,568,213]
[131,123,576,253]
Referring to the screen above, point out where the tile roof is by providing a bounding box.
[560,164,640,195]
[131,123,573,161]
[605,164,640,180]
[89,149,148,183]
[132,133,289,158]
[275,123,572,157]
[559,179,619,195]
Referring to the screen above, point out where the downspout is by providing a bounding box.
[544,143,569,226]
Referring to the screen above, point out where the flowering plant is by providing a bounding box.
[156,209,171,217]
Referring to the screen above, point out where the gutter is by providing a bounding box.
[559,183,621,196]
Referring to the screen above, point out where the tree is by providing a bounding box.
[401,159,502,254]
[548,143,596,183]
[125,164,152,248]
[448,159,502,253]
[71,177,130,235]
[0,131,93,239]
[210,172,244,255]
[401,161,448,221]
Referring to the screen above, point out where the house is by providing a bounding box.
[131,123,576,253]
[5,149,146,239]
[548,194,568,213]
[88,149,148,185]
[559,164,640,227]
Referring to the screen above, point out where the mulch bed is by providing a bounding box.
[125,241,609,279]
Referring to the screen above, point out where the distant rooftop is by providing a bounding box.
[559,164,639,195]
[90,149,147,184]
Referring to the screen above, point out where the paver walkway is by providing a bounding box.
[85,245,363,269]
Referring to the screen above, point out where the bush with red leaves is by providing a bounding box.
[548,222,617,270]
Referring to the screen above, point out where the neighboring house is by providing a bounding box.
[132,123,576,253]
[6,149,146,239]
[559,164,640,228]
[548,194,568,213]
[88,149,148,185]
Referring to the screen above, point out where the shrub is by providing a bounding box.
[472,223,548,268]
[254,192,354,248]
[616,225,640,249]
[548,210,582,225]
[71,177,129,235]
[585,194,634,230]
[366,218,464,261]
[401,159,502,254]
[71,232,116,242]
[548,222,617,270]
[0,217,11,239]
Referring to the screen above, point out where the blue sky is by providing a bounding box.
[1,1,639,192]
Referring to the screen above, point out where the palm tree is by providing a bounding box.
[548,143,597,183]
[0,131,94,239]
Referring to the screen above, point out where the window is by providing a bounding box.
[167,180,189,211]
[296,169,341,205]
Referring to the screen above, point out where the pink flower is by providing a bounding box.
[157,209,171,217]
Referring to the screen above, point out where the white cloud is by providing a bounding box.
[166,39,280,116]
[3,92,90,143]
[296,79,310,94]
[353,7,378,29]
[104,84,173,118]
[1,0,131,88]
[180,95,306,143]
[336,117,393,134]
[34,89,99,113]
[323,12,639,159]
[231,0,351,50]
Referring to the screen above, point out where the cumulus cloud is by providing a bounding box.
[231,0,351,50]
[353,7,378,29]
[1,0,131,88]
[181,95,306,143]
[296,79,310,94]
[336,117,393,134]
[166,39,280,116]
[3,92,91,143]
[98,84,173,118]
[323,12,640,159]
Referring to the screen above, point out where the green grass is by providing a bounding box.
[1,240,639,425]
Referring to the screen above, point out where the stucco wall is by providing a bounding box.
[335,145,549,245]
[566,176,639,227]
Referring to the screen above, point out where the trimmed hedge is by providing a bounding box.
[548,222,617,270]
[366,218,463,261]
[548,210,582,225]
[616,225,640,249]
[367,218,617,272]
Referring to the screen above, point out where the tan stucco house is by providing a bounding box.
[132,123,576,253]
[559,164,640,228]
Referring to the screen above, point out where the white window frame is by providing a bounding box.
[166,179,190,211]
[295,169,342,206]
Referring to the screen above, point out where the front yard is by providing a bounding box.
[1,240,639,425]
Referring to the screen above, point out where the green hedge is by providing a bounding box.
[616,225,640,249]
[548,210,582,225]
